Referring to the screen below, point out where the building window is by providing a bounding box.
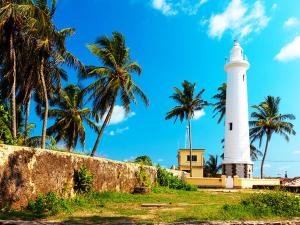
[187,155,197,161]
[229,123,233,131]
[243,74,245,81]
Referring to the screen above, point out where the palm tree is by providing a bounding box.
[134,155,153,166]
[0,0,28,139]
[47,85,98,152]
[82,32,149,157]
[23,0,83,148]
[204,154,222,177]
[250,96,296,178]
[166,80,209,177]
[212,83,226,124]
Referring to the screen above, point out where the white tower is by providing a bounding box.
[223,40,253,178]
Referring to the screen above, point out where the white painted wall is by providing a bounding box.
[223,41,252,165]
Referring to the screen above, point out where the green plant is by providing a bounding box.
[136,166,151,187]
[223,191,300,217]
[27,192,67,215]
[156,167,197,191]
[134,155,153,166]
[74,165,94,194]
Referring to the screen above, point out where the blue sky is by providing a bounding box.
[30,0,300,177]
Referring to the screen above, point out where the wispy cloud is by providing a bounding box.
[108,127,130,136]
[151,0,208,16]
[264,163,271,168]
[207,0,270,40]
[271,3,278,11]
[193,110,205,120]
[275,36,300,62]
[293,150,300,155]
[284,17,300,28]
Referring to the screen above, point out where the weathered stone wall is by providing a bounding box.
[0,145,157,209]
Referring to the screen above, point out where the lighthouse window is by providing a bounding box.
[243,74,245,81]
[229,123,233,131]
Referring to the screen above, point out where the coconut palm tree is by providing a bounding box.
[82,32,149,157]
[250,96,296,178]
[22,0,83,148]
[47,85,98,152]
[0,0,28,139]
[212,83,226,124]
[166,80,209,177]
[204,154,222,177]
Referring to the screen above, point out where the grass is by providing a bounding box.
[0,187,299,224]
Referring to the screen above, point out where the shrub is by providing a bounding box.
[27,192,67,215]
[74,165,94,194]
[134,155,153,166]
[136,166,151,187]
[156,166,197,191]
[223,191,300,217]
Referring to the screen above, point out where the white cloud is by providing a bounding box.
[271,3,278,11]
[151,0,208,16]
[193,110,205,120]
[108,127,130,136]
[284,17,300,28]
[264,163,271,168]
[293,150,300,155]
[102,105,135,125]
[208,0,270,39]
[275,36,300,62]
[157,158,164,162]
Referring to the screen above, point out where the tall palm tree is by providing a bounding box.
[250,96,296,178]
[166,80,209,177]
[212,83,226,124]
[23,0,83,148]
[0,0,28,139]
[205,154,222,177]
[82,32,149,157]
[47,85,98,152]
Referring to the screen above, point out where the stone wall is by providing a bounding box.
[0,145,157,209]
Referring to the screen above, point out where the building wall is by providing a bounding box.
[233,176,280,189]
[178,149,204,177]
[0,145,157,209]
[185,176,226,188]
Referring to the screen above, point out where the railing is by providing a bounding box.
[225,54,248,64]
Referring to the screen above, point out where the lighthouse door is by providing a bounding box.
[226,176,234,189]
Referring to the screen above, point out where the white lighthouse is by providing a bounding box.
[223,40,253,178]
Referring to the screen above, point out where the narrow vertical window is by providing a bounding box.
[229,123,233,131]
[243,74,245,81]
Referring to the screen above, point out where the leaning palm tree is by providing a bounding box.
[204,154,222,177]
[212,83,226,124]
[166,80,209,177]
[250,96,296,178]
[83,32,149,157]
[47,85,98,152]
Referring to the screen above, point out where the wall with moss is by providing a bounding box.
[0,145,157,209]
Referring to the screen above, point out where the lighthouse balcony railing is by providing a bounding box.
[225,54,248,64]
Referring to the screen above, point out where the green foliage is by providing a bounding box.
[156,167,197,191]
[134,155,153,166]
[223,191,300,217]
[0,103,13,144]
[204,154,222,177]
[27,192,67,216]
[136,166,151,187]
[74,165,94,194]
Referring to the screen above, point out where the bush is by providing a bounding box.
[74,165,94,194]
[134,155,153,166]
[27,192,67,215]
[223,191,300,217]
[156,166,197,191]
[136,166,151,187]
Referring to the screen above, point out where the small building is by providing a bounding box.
[177,149,205,177]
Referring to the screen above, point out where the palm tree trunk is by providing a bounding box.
[10,33,17,139]
[25,91,32,138]
[261,132,271,179]
[188,119,193,177]
[40,57,48,149]
[91,96,117,157]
